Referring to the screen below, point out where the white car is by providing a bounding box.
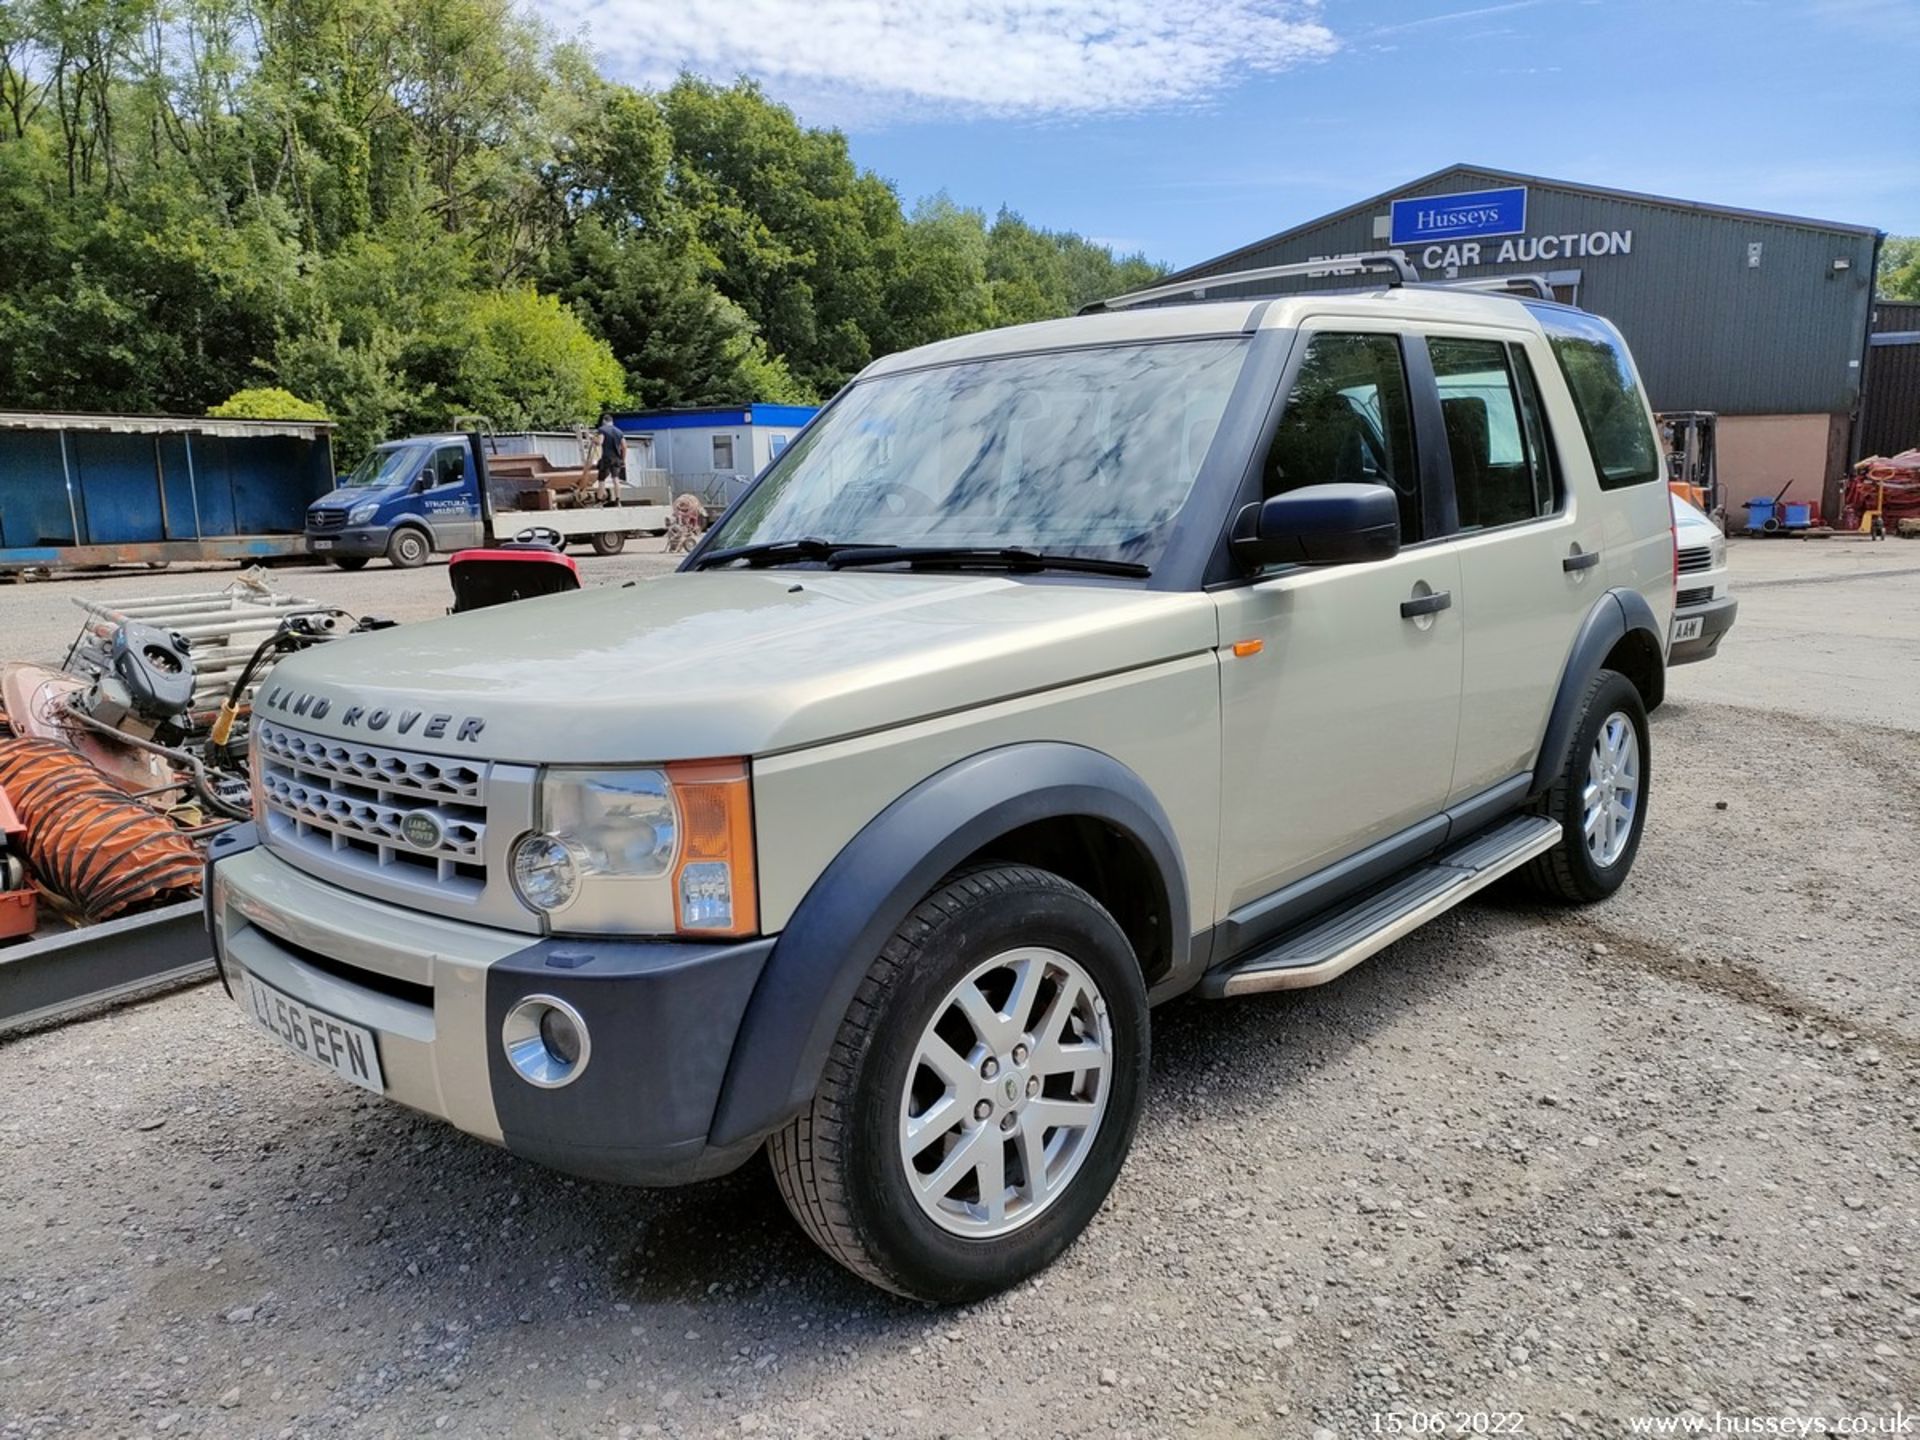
[1670,494,1736,664]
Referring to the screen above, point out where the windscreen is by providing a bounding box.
[339,444,430,490]
[705,339,1250,569]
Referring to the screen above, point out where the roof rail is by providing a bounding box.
[1081,250,1420,314]
[1421,274,1557,300]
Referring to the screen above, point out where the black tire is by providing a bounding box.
[1522,668,1650,904]
[768,865,1149,1303]
[386,528,430,569]
[331,556,370,572]
[590,532,626,556]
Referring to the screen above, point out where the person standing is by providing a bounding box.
[595,413,626,499]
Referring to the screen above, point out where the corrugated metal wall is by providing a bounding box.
[1172,166,1880,418]
[0,424,333,552]
[1861,299,1920,459]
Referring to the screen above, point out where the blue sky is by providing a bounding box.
[551,0,1920,269]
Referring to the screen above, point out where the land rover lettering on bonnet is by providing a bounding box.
[208,253,1675,1303]
[259,685,487,742]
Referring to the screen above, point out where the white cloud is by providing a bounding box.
[536,0,1339,121]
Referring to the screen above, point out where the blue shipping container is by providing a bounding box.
[0,411,334,571]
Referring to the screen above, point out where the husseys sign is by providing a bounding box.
[1385,184,1635,273]
[1390,186,1528,245]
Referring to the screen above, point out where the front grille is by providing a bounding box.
[1677,545,1713,574]
[1676,585,1714,608]
[308,508,348,533]
[256,720,488,895]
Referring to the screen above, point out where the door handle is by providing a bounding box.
[1562,550,1600,572]
[1400,590,1453,619]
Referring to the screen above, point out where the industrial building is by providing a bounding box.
[1161,164,1888,518]
[613,403,818,508]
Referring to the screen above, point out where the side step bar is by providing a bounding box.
[1200,814,1562,998]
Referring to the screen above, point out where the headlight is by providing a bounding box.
[1708,535,1726,569]
[510,833,583,911]
[348,502,379,525]
[509,763,757,938]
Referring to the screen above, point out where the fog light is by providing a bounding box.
[538,1005,582,1066]
[502,995,591,1088]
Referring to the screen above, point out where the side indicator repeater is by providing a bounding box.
[1231,639,1264,658]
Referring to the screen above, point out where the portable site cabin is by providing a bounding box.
[0,411,335,573]
[612,404,819,509]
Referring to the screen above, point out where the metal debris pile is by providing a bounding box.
[0,571,386,940]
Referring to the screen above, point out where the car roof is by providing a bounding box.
[378,434,464,448]
[858,288,1554,379]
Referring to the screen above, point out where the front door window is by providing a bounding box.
[1264,332,1422,544]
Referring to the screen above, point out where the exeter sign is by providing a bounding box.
[1389,186,1527,245]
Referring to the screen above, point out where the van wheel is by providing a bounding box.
[590,532,626,556]
[768,865,1148,1303]
[386,529,430,568]
[1523,668,1650,904]
[331,557,369,572]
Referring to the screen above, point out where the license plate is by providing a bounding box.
[242,974,385,1093]
[1672,615,1704,642]
[311,539,335,550]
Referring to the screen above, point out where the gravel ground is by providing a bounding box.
[1,541,1916,1439]
[2,547,683,670]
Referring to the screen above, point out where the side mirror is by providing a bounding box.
[1231,482,1400,569]
[413,471,434,493]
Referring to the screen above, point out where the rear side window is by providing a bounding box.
[1428,336,1555,529]
[1530,308,1660,490]
[1266,332,1423,542]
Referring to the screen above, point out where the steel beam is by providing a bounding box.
[0,901,214,1036]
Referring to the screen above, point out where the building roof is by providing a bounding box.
[0,409,333,440]
[614,403,818,431]
[1162,162,1884,285]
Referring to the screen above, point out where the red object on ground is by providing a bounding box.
[0,782,22,845]
[0,739,201,921]
[1846,450,1920,527]
[0,890,32,940]
[447,544,582,613]
[0,780,36,940]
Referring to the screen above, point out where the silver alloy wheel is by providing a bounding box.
[899,946,1113,1238]
[1582,710,1641,867]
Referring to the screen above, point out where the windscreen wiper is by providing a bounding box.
[688,536,851,569]
[823,545,1150,578]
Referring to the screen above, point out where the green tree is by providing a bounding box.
[1880,237,1920,302]
[0,0,1164,458]
[545,216,809,408]
[444,287,627,430]
[208,385,329,420]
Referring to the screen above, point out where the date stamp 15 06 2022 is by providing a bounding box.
[1369,1413,1530,1436]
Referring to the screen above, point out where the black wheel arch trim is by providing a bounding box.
[707,742,1190,1148]
[1529,586,1664,800]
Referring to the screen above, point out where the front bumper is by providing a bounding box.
[304,526,388,559]
[1670,594,1738,666]
[208,842,774,1185]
